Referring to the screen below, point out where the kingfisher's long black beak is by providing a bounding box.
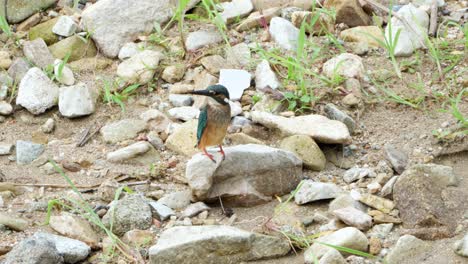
[189,89,215,97]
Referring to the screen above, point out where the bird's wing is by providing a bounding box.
[197,106,208,146]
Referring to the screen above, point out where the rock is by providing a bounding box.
[102,194,152,236]
[41,118,55,133]
[219,69,252,101]
[200,55,227,74]
[393,164,465,233]
[16,67,59,115]
[0,74,12,100]
[255,59,281,90]
[333,207,372,230]
[59,83,95,118]
[385,4,429,57]
[227,133,264,145]
[454,233,468,257]
[100,119,147,143]
[0,101,12,115]
[49,213,100,248]
[316,248,346,264]
[324,103,356,134]
[279,135,325,171]
[385,235,429,264]
[236,7,280,32]
[169,94,193,107]
[22,38,54,69]
[68,57,113,73]
[8,58,31,83]
[161,65,185,83]
[149,202,175,221]
[294,180,342,204]
[16,13,42,32]
[122,229,155,247]
[384,143,408,174]
[291,11,334,36]
[117,50,162,84]
[157,190,192,210]
[81,0,173,57]
[380,176,397,197]
[0,51,12,70]
[343,167,375,183]
[342,93,360,106]
[251,111,351,144]
[149,225,290,263]
[0,212,28,231]
[3,235,63,264]
[49,35,98,62]
[28,17,60,45]
[168,106,200,121]
[251,0,314,11]
[225,43,251,67]
[186,144,302,206]
[52,16,77,37]
[0,143,14,155]
[220,0,253,24]
[16,140,45,165]
[340,26,384,48]
[280,7,302,20]
[304,227,368,260]
[269,17,299,51]
[359,193,394,214]
[33,232,91,264]
[181,202,210,218]
[6,0,56,23]
[185,30,223,51]
[324,0,370,27]
[368,223,393,239]
[165,119,198,156]
[323,53,365,79]
[118,42,140,60]
[329,194,367,213]
[106,141,153,162]
[54,59,75,85]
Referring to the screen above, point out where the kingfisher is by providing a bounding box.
[190,85,231,162]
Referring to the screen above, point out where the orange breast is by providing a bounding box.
[198,121,229,149]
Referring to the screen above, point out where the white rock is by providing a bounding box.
[168,106,200,121]
[412,0,445,8]
[54,59,75,86]
[304,227,368,260]
[117,50,162,84]
[343,167,376,183]
[294,180,342,204]
[52,16,77,37]
[106,141,153,162]
[219,69,252,101]
[148,225,290,263]
[0,101,12,115]
[42,118,55,133]
[0,143,14,155]
[118,42,141,60]
[149,202,175,221]
[33,232,91,264]
[323,53,365,79]
[100,119,147,143]
[225,43,251,67]
[16,67,59,115]
[220,0,254,24]
[454,233,468,257]
[385,4,429,57]
[255,59,280,90]
[316,248,346,264]
[229,100,242,117]
[59,83,96,118]
[169,94,193,107]
[385,235,429,264]
[22,39,54,69]
[0,85,8,100]
[333,207,373,230]
[367,182,381,193]
[251,111,351,144]
[180,202,210,218]
[380,176,397,197]
[81,0,174,57]
[156,190,192,210]
[269,17,299,51]
[185,30,223,51]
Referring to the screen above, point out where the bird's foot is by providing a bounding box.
[203,149,216,163]
[218,145,225,161]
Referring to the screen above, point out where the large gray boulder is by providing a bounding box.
[3,235,64,264]
[149,225,290,264]
[393,163,466,236]
[6,0,56,23]
[81,0,174,58]
[186,144,303,206]
[33,232,91,264]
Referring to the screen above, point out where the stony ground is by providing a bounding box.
[0,0,467,264]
